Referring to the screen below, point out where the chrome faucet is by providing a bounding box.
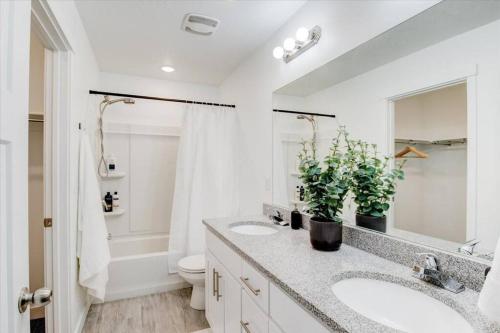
[458,239,480,255]
[269,209,283,223]
[412,253,465,293]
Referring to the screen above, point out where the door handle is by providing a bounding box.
[215,271,222,301]
[240,277,261,296]
[240,320,252,333]
[212,268,217,296]
[18,287,52,313]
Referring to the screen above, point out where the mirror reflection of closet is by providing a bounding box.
[393,82,468,245]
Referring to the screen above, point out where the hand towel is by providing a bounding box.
[478,238,500,323]
[77,133,111,302]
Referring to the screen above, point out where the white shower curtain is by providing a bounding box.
[168,104,239,273]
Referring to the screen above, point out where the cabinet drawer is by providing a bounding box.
[242,290,268,333]
[241,260,269,313]
[270,283,330,333]
[269,319,284,333]
[206,229,242,278]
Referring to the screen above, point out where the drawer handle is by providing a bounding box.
[240,320,251,333]
[212,268,217,297]
[240,277,261,296]
[216,271,222,301]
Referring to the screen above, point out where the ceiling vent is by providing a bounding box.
[181,13,220,36]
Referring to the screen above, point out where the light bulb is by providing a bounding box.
[283,38,296,51]
[296,27,310,42]
[273,46,284,59]
[161,66,175,73]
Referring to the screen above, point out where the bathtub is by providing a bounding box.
[105,234,188,302]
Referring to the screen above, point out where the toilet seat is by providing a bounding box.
[178,254,205,273]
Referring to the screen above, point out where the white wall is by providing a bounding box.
[220,1,437,214]
[44,1,101,332]
[304,20,500,251]
[29,31,45,115]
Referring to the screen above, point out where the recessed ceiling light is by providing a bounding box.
[161,66,175,73]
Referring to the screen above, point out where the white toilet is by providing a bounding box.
[178,254,206,310]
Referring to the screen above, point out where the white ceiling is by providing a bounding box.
[75,0,305,86]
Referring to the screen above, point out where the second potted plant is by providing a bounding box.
[348,140,405,232]
[298,128,351,251]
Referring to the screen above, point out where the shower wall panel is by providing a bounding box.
[101,122,180,238]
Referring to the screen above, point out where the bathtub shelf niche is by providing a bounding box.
[104,208,125,217]
[100,171,126,180]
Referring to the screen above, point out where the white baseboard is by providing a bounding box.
[73,302,91,333]
[103,278,190,302]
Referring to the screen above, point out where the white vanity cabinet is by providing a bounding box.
[205,229,331,333]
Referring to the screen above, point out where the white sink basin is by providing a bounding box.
[230,223,278,235]
[331,278,473,333]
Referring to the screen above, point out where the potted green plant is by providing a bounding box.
[348,140,405,232]
[298,128,351,251]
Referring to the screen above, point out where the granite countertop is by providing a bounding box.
[203,216,499,333]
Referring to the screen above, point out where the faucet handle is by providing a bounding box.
[458,239,480,255]
[416,253,439,270]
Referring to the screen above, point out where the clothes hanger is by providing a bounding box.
[395,145,428,159]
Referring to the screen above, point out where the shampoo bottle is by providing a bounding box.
[104,192,113,212]
[113,191,120,208]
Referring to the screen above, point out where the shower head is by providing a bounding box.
[103,96,135,105]
[297,114,314,123]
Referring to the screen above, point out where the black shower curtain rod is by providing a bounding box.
[272,108,336,118]
[89,90,236,108]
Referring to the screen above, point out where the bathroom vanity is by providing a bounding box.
[205,220,330,333]
[204,217,498,333]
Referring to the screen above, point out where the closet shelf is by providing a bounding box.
[104,209,125,217]
[395,138,467,146]
[100,171,126,179]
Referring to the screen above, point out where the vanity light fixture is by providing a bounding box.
[272,26,321,63]
[161,66,175,73]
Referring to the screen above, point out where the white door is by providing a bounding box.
[0,1,40,332]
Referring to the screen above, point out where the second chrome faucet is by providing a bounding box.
[412,253,465,293]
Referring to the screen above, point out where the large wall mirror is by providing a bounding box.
[272,0,500,261]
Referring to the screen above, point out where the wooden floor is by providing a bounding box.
[82,288,210,333]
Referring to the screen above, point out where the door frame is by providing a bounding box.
[386,76,478,242]
[31,1,73,332]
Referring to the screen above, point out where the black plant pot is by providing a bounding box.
[355,214,387,233]
[309,216,342,251]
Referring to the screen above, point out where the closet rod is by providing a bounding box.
[89,90,236,108]
[272,109,336,118]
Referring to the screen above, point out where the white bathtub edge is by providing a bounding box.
[103,275,190,302]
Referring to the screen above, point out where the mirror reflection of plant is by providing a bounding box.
[348,140,405,218]
[298,127,351,223]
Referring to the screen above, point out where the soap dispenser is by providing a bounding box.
[291,204,302,230]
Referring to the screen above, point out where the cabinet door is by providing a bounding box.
[242,291,268,333]
[221,265,242,333]
[269,319,284,333]
[206,252,224,333]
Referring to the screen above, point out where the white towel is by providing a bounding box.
[478,238,500,323]
[77,133,111,302]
